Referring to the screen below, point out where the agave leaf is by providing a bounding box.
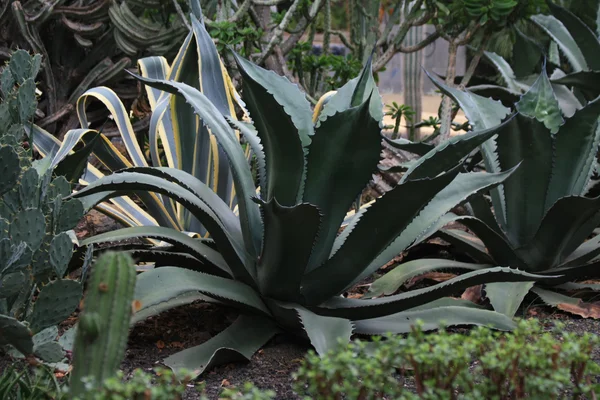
[301,168,460,305]
[401,116,514,183]
[485,281,534,318]
[232,52,310,205]
[132,292,217,325]
[547,2,600,71]
[81,227,230,275]
[135,267,270,317]
[437,229,495,263]
[482,52,521,93]
[366,259,490,298]
[426,69,510,224]
[123,248,229,277]
[495,114,553,246]
[129,74,262,259]
[560,234,600,269]
[303,99,381,269]
[225,118,267,192]
[296,307,353,356]
[466,195,503,235]
[353,304,516,334]
[530,14,588,72]
[546,97,600,205]
[317,56,383,125]
[382,137,435,156]
[556,282,600,291]
[531,286,600,318]
[311,267,556,320]
[552,71,600,98]
[426,69,512,131]
[519,196,600,271]
[516,69,564,133]
[71,170,251,280]
[163,315,280,378]
[50,129,99,182]
[456,217,524,267]
[362,168,518,287]
[256,200,321,301]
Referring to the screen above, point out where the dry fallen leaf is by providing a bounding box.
[170,341,184,348]
[405,272,457,288]
[557,300,600,319]
[461,285,483,304]
[156,340,165,349]
[221,379,231,387]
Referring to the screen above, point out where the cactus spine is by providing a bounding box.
[70,252,137,395]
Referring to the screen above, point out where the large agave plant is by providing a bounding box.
[27,12,242,237]
[65,44,555,376]
[389,66,600,318]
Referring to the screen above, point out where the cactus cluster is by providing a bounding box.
[0,50,89,363]
[70,252,137,395]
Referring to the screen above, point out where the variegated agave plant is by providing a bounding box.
[64,42,553,376]
[28,11,242,238]
[379,67,600,318]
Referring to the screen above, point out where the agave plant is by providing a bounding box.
[377,65,600,318]
[27,12,243,238]
[62,37,559,375]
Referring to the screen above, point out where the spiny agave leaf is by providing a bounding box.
[402,116,514,183]
[547,2,600,71]
[495,114,553,247]
[328,204,370,260]
[163,315,280,378]
[426,68,509,223]
[135,267,270,319]
[124,248,228,277]
[71,170,250,281]
[132,292,216,325]
[232,52,310,205]
[361,168,518,288]
[531,286,600,318]
[317,56,384,125]
[530,14,588,72]
[366,259,490,298]
[256,199,321,302]
[485,281,535,318]
[519,195,600,271]
[353,304,516,334]
[546,97,600,204]
[560,234,600,270]
[382,137,435,156]
[551,71,600,98]
[311,267,556,320]
[226,118,267,191]
[466,194,503,235]
[301,169,460,305]
[296,307,353,356]
[303,100,381,269]
[556,282,600,291]
[81,227,230,274]
[456,216,524,267]
[483,51,521,93]
[52,129,100,183]
[129,73,262,259]
[515,69,564,133]
[437,226,496,263]
[426,69,512,131]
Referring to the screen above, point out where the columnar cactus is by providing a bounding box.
[70,252,137,395]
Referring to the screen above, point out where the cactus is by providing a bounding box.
[70,252,137,395]
[0,50,86,363]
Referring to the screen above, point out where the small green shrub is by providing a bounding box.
[294,319,600,399]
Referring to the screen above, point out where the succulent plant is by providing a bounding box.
[68,24,554,375]
[70,252,137,395]
[28,11,245,240]
[378,64,600,318]
[0,50,92,363]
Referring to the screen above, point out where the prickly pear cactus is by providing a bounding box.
[0,50,87,364]
[70,252,137,395]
